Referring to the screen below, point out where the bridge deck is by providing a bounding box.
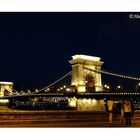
[2,92,140,99]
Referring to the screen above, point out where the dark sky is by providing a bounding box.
[0,12,140,89]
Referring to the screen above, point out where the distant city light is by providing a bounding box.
[117,85,121,89]
[104,85,107,88]
[104,84,110,89]
[66,88,70,92]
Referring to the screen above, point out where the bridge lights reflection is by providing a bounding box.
[92,99,97,104]
[0,99,9,105]
[68,97,77,108]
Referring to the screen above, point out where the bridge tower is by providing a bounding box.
[0,82,13,97]
[69,54,104,93]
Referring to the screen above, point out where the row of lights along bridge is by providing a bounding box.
[11,82,140,95]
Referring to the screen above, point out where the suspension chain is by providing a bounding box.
[30,71,72,94]
[84,67,140,81]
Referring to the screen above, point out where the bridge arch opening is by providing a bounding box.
[85,74,95,92]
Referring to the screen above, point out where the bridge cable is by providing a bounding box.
[30,71,72,94]
[84,67,140,81]
[3,88,16,95]
[3,71,72,96]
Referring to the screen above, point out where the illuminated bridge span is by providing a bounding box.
[2,92,140,100]
[2,54,140,97]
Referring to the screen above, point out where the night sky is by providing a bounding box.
[0,12,140,90]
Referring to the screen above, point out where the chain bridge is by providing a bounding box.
[1,54,140,100]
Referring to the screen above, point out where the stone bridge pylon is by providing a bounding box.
[69,54,104,93]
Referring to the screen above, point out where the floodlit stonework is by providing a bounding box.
[0,82,13,97]
[69,54,104,93]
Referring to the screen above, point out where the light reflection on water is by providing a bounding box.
[77,98,106,111]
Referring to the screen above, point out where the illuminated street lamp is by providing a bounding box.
[66,88,71,92]
[117,85,121,89]
[104,84,110,88]
[104,84,107,88]
[104,84,110,92]
[116,85,123,92]
[45,88,50,93]
[136,82,140,92]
